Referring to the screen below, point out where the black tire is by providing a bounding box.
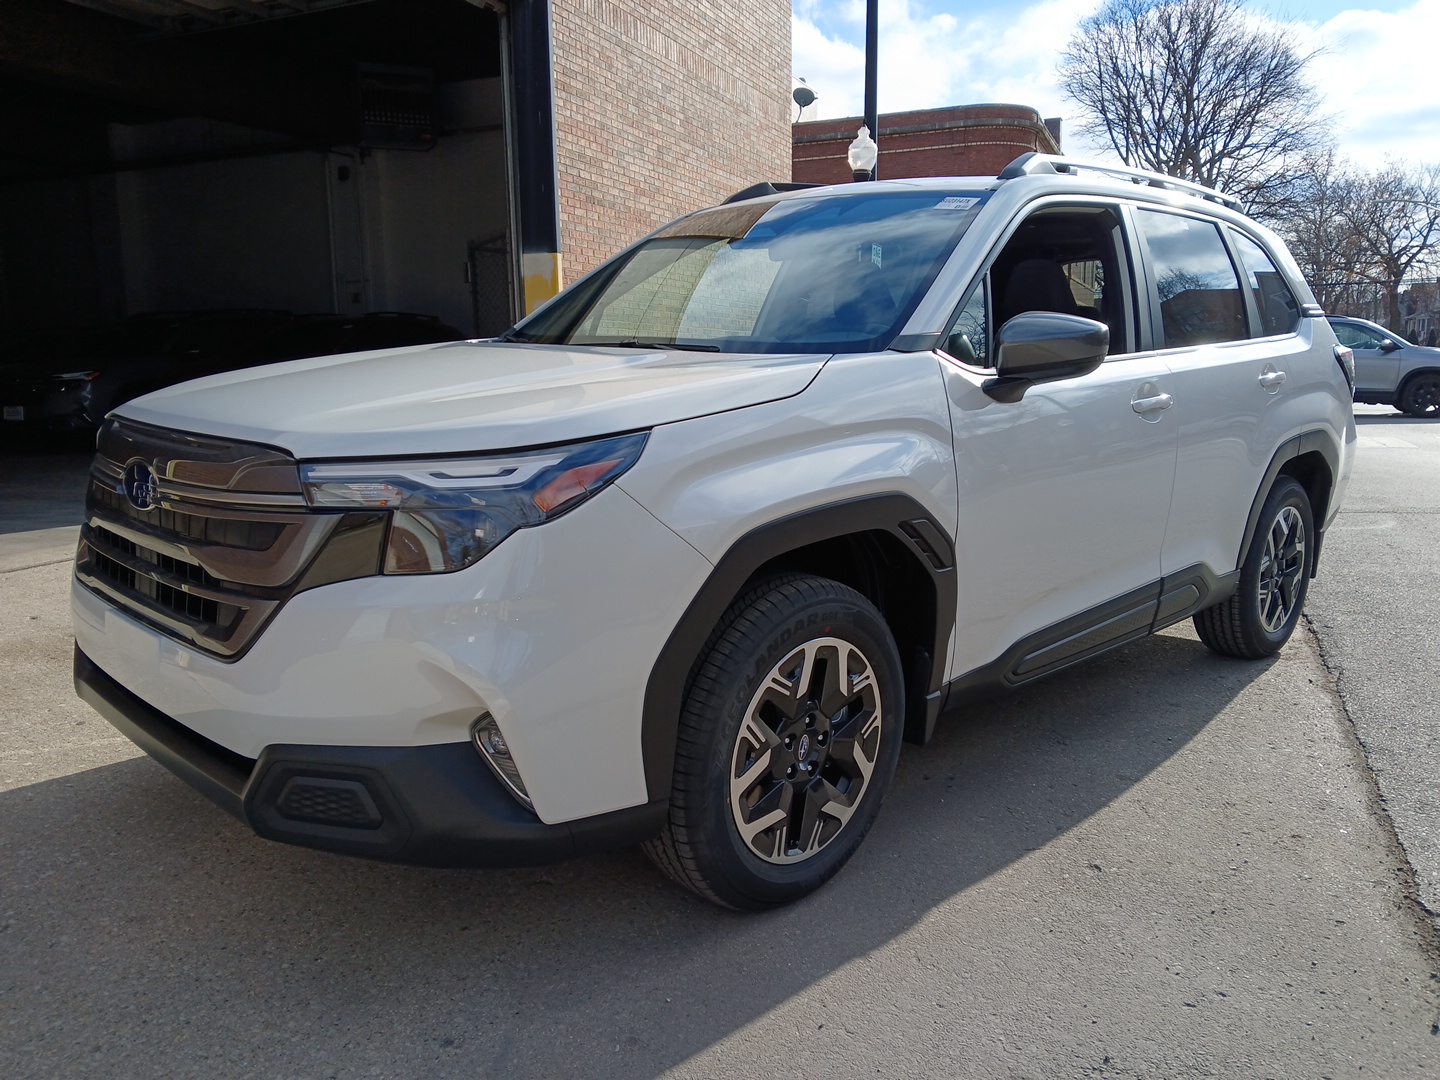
[1193,476,1314,659]
[1399,373,1440,418]
[643,574,905,909]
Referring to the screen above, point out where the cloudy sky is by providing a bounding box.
[791,0,1440,166]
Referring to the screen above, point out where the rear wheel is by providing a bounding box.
[1193,476,1314,659]
[1399,373,1440,418]
[644,575,904,909]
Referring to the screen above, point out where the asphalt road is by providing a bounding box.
[2,428,1439,1078]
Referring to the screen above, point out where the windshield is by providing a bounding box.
[512,189,989,354]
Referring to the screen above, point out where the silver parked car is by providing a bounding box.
[1328,315,1440,417]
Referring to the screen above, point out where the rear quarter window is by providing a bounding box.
[1231,231,1301,337]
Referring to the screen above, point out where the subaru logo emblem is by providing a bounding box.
[797,733,810,758]
[122,461,159,511]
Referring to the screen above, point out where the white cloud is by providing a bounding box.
[793,0,1440,168]
[1307,0,1440,162]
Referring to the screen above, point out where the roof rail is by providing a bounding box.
[997,153,1244,212]
[723,181,821,205]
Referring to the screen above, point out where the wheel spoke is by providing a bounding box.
[828,710,881,788]
[1278,562,1304,613]
[735,781,791,853]
[794,781,829,855]
[757,642,819,714]
[730,747,772,806]
[818,776,859,828]
[818,642,871,716]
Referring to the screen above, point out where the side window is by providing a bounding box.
[1136,209,1246,348]
[1331,322,1388,350]
[940,205,1130,369]
[944,280,988,366]
[1232,231,1300,337]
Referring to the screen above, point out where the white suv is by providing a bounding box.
[72,154,1355,909]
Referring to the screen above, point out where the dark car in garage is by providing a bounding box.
[1,310,464,432]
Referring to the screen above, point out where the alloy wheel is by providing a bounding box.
[1258,504,1306,633]
[1406,375,1440,417]
[729,637,883,864]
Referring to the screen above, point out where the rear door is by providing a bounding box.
[1134,207,1312,582]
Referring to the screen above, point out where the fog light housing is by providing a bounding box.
[471,712,532,810]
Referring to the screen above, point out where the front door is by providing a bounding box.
[940,354,1177,679]
[1332,320,1401,395]
[934,202,1177,680]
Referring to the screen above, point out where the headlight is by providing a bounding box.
[50,371,99,394]
[299,432,648,574]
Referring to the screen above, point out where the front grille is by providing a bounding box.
[89,525,230,627]
[90,482,284,550]
[75,418,386,660]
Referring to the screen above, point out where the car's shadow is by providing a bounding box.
[2,629,1276,1079]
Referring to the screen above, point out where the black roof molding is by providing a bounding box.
[723,181,822,205]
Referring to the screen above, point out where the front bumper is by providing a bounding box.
[76,645,666,866]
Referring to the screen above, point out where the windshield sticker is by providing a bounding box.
[871,243,883,268]
[934,197,980,210]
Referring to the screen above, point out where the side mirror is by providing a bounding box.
[983,312,1109,403]
[1380,339,1402,353]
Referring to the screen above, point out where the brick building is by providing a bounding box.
[793,104,1061,186]
[552,0,791,279]
[0,0,792,344]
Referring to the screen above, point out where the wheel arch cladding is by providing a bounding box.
[1239,432,1337,579]
[640,493,956,801]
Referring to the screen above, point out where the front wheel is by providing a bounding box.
[1399,373,1440,418]
[1193,476,1314,659]
[644,575,904,909]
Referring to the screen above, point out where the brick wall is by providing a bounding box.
[551,0,792,278]
[793,105,1061,186]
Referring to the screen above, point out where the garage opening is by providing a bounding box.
[0,0,515,359]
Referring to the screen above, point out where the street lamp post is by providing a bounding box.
[863,0,878,179]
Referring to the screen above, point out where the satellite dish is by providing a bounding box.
[792,85,817,109]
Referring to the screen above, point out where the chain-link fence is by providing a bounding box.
[1315,279,1440,345]
[467,234,514,338]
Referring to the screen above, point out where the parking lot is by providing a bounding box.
[2,412,1439,1078]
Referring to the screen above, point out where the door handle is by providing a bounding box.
[1258,367,1287,390]
[1131,392,1173,415]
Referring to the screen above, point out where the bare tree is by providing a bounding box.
[1060,0,1328,212]
[1270,149,1370,310]
[1339,162,1440,328]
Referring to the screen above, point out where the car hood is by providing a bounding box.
[113,340,829,459]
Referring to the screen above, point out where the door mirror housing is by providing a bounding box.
[1380,339,1402,353]
[983,312,1109,402]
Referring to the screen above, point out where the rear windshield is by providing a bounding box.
[511,190,988,354]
